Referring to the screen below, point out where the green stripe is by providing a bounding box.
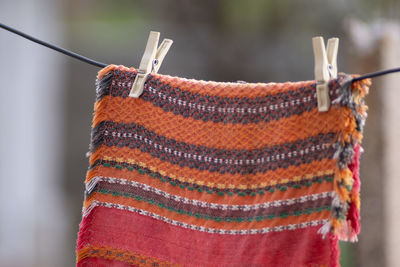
[97,188,331,223]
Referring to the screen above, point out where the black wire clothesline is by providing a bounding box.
[0,22,107,68]
[1,22,400,82]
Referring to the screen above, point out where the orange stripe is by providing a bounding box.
[88,145,336,188]
[153,73,315,98]
[77,246,177,267]
[85,193,331,230]
[93,96,350,150]
[86,165,333,205]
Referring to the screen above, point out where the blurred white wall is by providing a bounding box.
[0,1,68,266]
[381,26,400,267]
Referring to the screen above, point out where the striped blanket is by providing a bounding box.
[76,64,370,266]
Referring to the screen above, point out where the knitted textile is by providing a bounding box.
[76,64,370,266]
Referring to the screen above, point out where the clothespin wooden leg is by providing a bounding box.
[326,38,339,78]
[153,39,173,73]
[312,36,339,112]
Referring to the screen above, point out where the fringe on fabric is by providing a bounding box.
[318,74,370,242]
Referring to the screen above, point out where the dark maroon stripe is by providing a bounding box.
[96,69,342,124]
[89,120,336,175]
[141,79,319,125]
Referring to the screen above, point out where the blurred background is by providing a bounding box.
[1,0,400,266]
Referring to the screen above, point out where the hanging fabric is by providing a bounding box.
[76,62,370,266]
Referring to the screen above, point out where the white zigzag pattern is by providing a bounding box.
[85,176,334,211]
[82,200,329,235]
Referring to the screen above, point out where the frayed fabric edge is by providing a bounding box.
[319,74,370,242]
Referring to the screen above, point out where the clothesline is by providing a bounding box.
[1,22,399,83]
[0,22,107,68]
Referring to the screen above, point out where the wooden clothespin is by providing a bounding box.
[129,31,173,98]
[312,36,339,112]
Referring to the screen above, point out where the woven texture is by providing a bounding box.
[76,64,370,266]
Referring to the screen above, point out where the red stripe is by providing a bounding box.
[77,206,336,266]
